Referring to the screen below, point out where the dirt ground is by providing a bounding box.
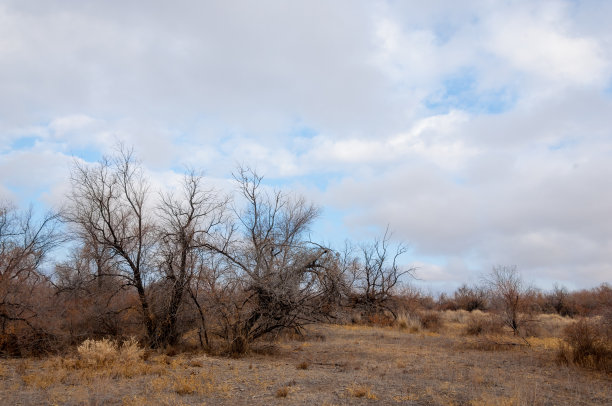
[0,316,610,405]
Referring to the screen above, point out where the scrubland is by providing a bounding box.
[2,150,611,405]
[1,311,610,406]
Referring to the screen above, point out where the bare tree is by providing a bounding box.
[453,284,488,312]
[484,265,532,337]
[65,147,157,345]
[53,241,133,341]
[0,202,62,353]
[348,228,415,319]
[154,170,228,346]
[200,167,340,353]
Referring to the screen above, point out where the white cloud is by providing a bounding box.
[484,4,609,86]
[1,0,612,290]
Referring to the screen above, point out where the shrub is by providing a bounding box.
[77,337,143,367]
[396,312,421,333]
[347,384,377,399]
[419,311,442,332]
[557,318,611,372]
[366,312,395,327]
[77,338,118,367]
[276,386,290,398]
[465,315,505,336]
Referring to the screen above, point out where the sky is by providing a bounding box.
[1,0,611,292]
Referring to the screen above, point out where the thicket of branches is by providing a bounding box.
[1,147,611,356]
[0,148,415,355]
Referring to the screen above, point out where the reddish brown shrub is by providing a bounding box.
[558,318,611,373]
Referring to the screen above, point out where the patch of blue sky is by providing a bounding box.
[309,207,349,250]
[67,145,104,163]
[425,70,517,115]
[450,174,467,186]
[432,21,457,45]
[11,136,40,151]
[292,125,317,139]
[548,138,579,151]
[604,77,612,96]
[4,184,50,212]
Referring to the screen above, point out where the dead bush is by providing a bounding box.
[396,312,421,332]
[419,311,443,332]
[347,384,377,399]
[557,318,611,373]
[465,315,505,336]
[77,337,143,368]
[366,312,395,327]
[276,386,290,398]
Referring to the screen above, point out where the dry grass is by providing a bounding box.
[557,318,612,372]
[275,386,290,397]
[347,383,377,399]
[0,312,610,405]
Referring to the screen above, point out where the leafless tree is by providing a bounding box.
[0,202,62,353]
[153,170,228,346]
[453,284,488,312]
[348,228,415,318]
[484,265,533,337]
[64,147,158,345]
[199,167,340,353]
[53,241,133,341]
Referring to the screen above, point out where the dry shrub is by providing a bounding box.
[465,315,505,336]
[174,375,200,395]
[77,338,118,367]
[296,361,309,370]
[347,384,377,399]
[0,327,61,357]
[535,313,573,337]
[276,386,290,398]
[419,311,443,332]
[77,337,143,368]
[0,332,20,356]
[396,312,421,332]
[228,335,248,356]
[120,337,144,362]
[521,318,544,337]
[557,318,611,372]
[366,313,395,327]
[442,309,471,324]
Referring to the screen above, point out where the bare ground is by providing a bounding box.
[0,317,610,405]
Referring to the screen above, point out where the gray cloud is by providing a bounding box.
[1,0,611,290]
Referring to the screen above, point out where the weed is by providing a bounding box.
[77,338,118,367]
[347,384,377,399]
[276,386,290,398]
[296,361,309,370]
[173,374,200,395]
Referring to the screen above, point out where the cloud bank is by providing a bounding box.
[1,0,611,290]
